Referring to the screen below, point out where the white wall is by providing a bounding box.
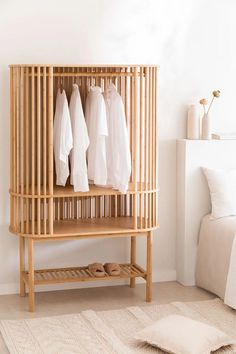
[0,0,236,294]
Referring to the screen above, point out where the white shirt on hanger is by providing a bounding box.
[53,89,73,186]
[104,83,131,193]
[69,84,89,192]
[85,86,108,186]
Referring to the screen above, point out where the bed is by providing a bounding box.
[177,140,236,310]
[196,214,236,309]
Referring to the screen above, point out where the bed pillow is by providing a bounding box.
[202,167,236,219]
[134,314,235,354]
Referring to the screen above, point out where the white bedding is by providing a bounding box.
[225,235,236,309]
[196,214,236,310]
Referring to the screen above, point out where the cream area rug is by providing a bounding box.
[0,299,236,354]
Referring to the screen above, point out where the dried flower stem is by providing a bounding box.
[207,96,215,115]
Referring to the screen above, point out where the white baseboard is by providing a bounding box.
[0,270,176,295]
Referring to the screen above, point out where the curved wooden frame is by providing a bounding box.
[9,64,158,311]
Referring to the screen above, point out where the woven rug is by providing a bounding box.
[0,298,236,354]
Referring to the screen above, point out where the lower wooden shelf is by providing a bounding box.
[22,263,147,285]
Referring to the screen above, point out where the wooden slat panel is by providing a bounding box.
[37,66,41,236]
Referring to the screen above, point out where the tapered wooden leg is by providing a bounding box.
[28,238,35,312]
[146,231,153,302]
[130,236,136,288]
[19,237,26,297]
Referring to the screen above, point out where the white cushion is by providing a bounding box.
[202,167,236,219]
[134,314,235,354]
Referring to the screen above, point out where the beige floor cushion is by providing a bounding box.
[134,314,235,354]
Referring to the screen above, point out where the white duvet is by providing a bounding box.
[196,214,236,310]
[225,235,236,309]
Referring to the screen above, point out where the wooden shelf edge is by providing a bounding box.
[9,185,160,198]
[22,263,147,285]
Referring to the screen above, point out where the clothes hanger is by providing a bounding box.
[73,78,81,88]
[59,77,64,93]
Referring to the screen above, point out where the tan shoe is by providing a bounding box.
[88,263,106,277]
[104,263,121,276]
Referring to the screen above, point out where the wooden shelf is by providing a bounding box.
[10,183,158,198]
[27,217,144,237]
[13,217,156,238]
[22,263,147,285]
[53,217,135,236]
[53,184,137,197]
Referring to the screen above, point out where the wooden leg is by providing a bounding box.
[146,231,153,302]
[19,237,26,297]
[28,238,35,312]
[130,236,136,288]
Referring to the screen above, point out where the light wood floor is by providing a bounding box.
[0,282,215,353]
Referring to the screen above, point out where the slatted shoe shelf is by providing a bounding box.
[9,64,158,311]
[22,263,147,286]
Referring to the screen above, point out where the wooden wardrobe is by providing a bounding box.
[9,64,159,312]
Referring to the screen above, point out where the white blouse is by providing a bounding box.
[104,84,131,193]
[85,86,108,186]
[69,84,89,192]
[53,89,73,186]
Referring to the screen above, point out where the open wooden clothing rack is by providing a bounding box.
[9,64,159,312]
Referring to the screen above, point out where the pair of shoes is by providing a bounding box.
[88,262,121,277]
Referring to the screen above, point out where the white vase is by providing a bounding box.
[201,113,211,140]
[187,104,199,139]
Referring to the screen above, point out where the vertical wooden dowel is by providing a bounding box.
[130,236,136,288]
[20,67,25,234]
[28,238,35,312]
[48,67,54,235]
[152,67,156,227]
[155,68,158,228]
[149,68,153,190]
[149,69,153,228]
[144,68,149,228]
[12,68,17,229]
[104,195,106,218]
[139,67,143,229]
[130,70,133,185]
[133,67,138,229]
[114,195,117,217]
[25,68,29,234]
[90,197,93,218]
[109,195,111,217]
[43,67,47,235]
[152,67,155,189]
[155,67,158,190]
[16,67,20,233]
[31,67,35,236]
[19,237,26,297]
[124,194,127,217]
[10,68,13,228]
[37,66,41,236]
[81,197,84,219]
[146,231,153,302]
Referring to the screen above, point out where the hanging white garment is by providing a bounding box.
[69,84,90,192]
[53,89,73,186]
[85,86,108,186]
[104,83,131,193]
